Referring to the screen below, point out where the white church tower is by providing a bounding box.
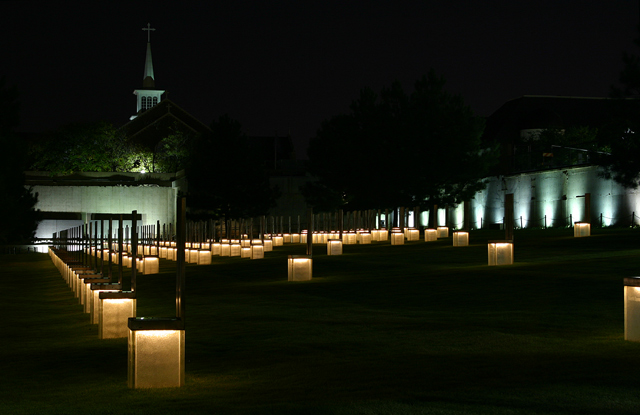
[130,23,165,120]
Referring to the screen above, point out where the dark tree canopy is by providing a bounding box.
[599,25,640,188]
[0,77,40,244]
[303,70,498,212]
[187,114,280,220]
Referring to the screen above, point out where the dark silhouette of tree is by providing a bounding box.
[599,25,640,188]
[187,114,280,220]
[0,77,40,244]
[303,70,498,212]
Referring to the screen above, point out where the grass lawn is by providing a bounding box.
[2,228,640,414]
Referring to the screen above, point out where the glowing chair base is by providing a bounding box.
[128,318,185,388]
[488,240,514,266]
[453,231,469,247]
[288,255,312,281]
[624,278,640,341]
[327,240,343,255]
[574,222,591,237]
[99,291,136,339]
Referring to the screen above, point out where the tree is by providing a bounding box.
[187,114,280,220]
[0,77,40,244]
[154,129,194,173]
[303,70,498,212]
[29,121,159,174]
[599,25,640,188]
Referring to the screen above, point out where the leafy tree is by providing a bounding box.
[0,77,40,244]
[29,121,157,174]
[303,70,498,212]
[187,114,280,220]
[154,130,194,173]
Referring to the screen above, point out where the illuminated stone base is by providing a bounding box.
[128,318,185,388]
[453,231,469,247]
[327,240,343,255]
[197,250,212,265]
[342,233,357,245]
[624,278,640,341]
[488,240,514,266]
[288,255,312,281]
[437,226,449,238]
[358,232,372,244]
[99,292,136,339]
[424,229,437,242]
[390,231,404,245]
[251,245,264,259]
[405,229,420,241]
[143,257,159,274]
[574,222,591,237]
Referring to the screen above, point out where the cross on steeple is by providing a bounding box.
[143,23,155,43]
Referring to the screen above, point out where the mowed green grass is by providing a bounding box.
[2,228,640,414]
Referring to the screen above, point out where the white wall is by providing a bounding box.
[465,165,640,229]
[32,185,177,238]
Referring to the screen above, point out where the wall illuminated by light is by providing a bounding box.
[457,165,640,229]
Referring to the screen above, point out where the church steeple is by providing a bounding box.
[142,42,155,88]
[131,23,165,120]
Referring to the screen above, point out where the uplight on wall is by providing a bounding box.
[437,226,449,238]
[327,239,343,255]
[128,318,185,388]
[624,277,640,341]
[288,255,312,281]
[488,241,513,266]
[574,222,591,237]
[452,231,469,247]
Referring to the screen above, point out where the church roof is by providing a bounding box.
[120,99,211,149]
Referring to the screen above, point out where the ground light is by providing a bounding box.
[453,231,469,247]
[574,222,591,237]
[424,228,437,241]
[488,240,514,266]
[437,226,449,238]
[390,228,404,245]
[288,255,313,281]
[405,228,420,241]
[624,277,640,341]
[327,239,343,255]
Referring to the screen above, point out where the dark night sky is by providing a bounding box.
[1,1,638,158]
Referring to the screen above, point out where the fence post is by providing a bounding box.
[544,215,547,229]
